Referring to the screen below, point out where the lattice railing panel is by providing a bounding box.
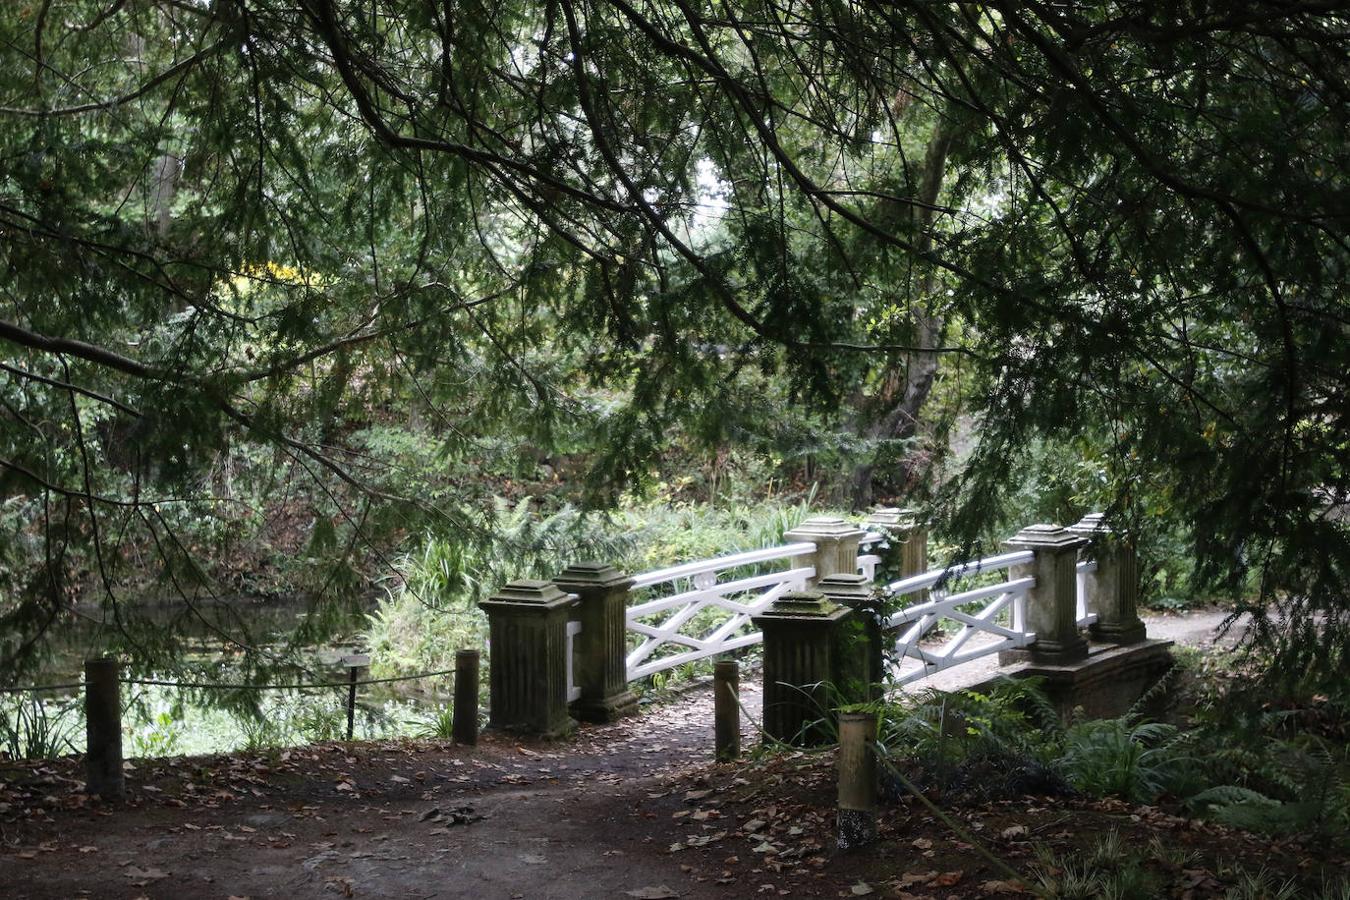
[882,550,1036,687]
[625,544,815,681]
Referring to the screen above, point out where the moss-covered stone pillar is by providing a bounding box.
[785,516,867,585]
[554,562,638,723]
[1006,524,1089,664]
[817,574,884,702]
[752,590,855,746]
[1068,514,1147,645]
[478,579,575,737]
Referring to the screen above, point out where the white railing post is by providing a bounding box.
[784,516,867,586]
[1068,514,1147,644]
[1004,525,1089,664]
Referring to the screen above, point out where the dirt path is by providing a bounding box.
[1,610,1244,899]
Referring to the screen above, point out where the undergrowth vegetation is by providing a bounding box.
[875,665,1350,847]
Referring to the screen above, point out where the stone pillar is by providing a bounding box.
[1068,514,1147,645]
[554,562,639,723]
[1004,524,1089,664]
[752,590,854,746]
[872,506,930,597]
[478,579,575,737]
[817,574,884,702]
[784,516,867,585]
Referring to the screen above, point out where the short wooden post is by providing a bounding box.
[836,711,878,850]
[1069,514,1147,644]
[84,657,123,799]
[752,590,854,746]
[453,649,480,745]
[342,654,369,741]
[1005,524,1089,663]
[477,580,576,737]
[784,516,867,586]
[713,659,740,761]
[554,563,639,723]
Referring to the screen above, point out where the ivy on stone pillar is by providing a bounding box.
[554,562,639,723]
[866,507,929,598]
[784,516,867,585]
[478,579,576,737]
[1068,514,1148,645]
[752,590,855,746]
[817,574,885,702]
[1005,524,1090,664]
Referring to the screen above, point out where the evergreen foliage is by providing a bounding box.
[0,3,1345,679]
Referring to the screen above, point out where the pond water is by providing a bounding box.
[3,597,452,760]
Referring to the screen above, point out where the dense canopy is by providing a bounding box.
[0,2,1346,678]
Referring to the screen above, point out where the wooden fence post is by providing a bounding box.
[342,654,369,741]
[836,711,878,849]
[84,657,123,800]
[713,659,740,761]
[453,649,480,745]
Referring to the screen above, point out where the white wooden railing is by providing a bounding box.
[565,619,583,702]
[881,550,1037,686]
[1075,558,1099,628]
[625,542,816,681]
[857,531,884,581]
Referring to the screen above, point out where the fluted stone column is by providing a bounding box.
[1068,514,1147,645]
[785,516,867,586]
[866,507,929,598]
[554,562,639,723]
[752,590,855,746]
[478,579,575,737]
[817,573,884,702]
[1005,524,1089,664]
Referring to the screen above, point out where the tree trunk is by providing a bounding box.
[850,116,958,509]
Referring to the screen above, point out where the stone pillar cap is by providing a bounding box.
[865,507,920,528]
[479,579,575,611]
[554,562,632,588]
[785,516,867,543]
[817,573,875,604]
[1067,513,1114,536]
[757,589,850,620]
[1004,523,1088,551]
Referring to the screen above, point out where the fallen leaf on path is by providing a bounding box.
[624,887,680,899]
[850,881,874,895]
[123,866,168,882]
[981,878,1030,894]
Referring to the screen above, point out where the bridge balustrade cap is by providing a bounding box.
[759,589,849,620]
[1067,513,1114,536]
[479,579,574,611]
[785,516,867,542]
[554,562,632,589]
[1004,523,1089,551]
[865,507,921,528]
[817,574,875,603]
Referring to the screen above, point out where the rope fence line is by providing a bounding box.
[1,667,461,695]
[0,682,83,695]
